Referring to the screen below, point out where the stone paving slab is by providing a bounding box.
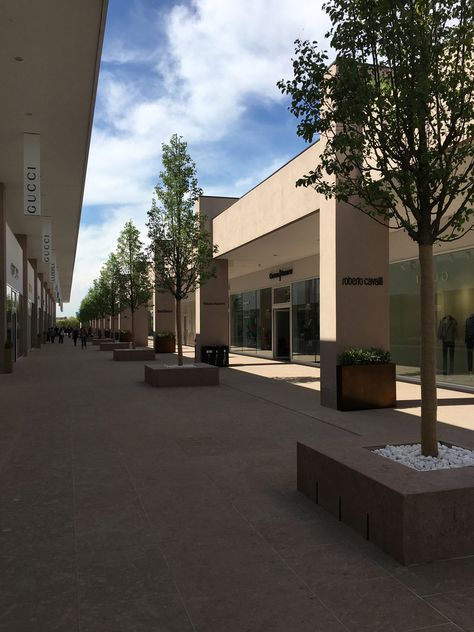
[0,341,473,631]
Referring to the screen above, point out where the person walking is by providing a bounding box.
[79,327,88,349]
[58,328,65,344]
[72,328,79,347]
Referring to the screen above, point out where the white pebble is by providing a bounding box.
[373,442,474,471]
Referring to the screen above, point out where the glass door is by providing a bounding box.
[274,309,290,359]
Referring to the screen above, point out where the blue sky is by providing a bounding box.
[65,0,332,315]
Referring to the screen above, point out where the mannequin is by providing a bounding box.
[465,314,474,374]
[438,315,457,375]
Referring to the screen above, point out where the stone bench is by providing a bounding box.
[145,362,219,387]
[99,341,130,351]
[114,348,155,361]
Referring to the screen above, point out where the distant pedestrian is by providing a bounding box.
[72,328,79,347]
[58,328,64,344]
[50,327,56,343]
[79,327,88,349]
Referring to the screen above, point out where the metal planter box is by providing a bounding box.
[336,363,396,411]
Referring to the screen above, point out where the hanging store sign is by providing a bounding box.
[23,133,41,216]
[42,219,52,263]
[49,254,56,285]
[269,268,293,281]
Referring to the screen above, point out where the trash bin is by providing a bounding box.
[215,345,229,367]
[201,345,217,365]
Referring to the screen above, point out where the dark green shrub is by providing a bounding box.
[339,347,391,366]
[154,331,175,339]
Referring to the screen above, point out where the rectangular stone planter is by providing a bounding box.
[92,338,112,345]
[337,363,396,411]
[99,341,130,351]
[297,430,474,565]
[145,362,219,387]
[114,348,155,361]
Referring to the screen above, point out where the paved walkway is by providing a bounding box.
[1,341,474,631]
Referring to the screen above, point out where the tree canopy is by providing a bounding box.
[278,0,473,456]
[278,0,473,244]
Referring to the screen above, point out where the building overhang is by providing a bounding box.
[0,0,108,302]
[212,141,322,258]
[217,212,320,280]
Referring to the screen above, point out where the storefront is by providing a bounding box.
[6,225,23,360]
[230,277,320,363]
[391,246,474,388]
[227,244,474,390]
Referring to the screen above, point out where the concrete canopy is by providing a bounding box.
[217,212,320,279]
[0,0,108,302]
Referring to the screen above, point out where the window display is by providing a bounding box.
[390,247,474,386]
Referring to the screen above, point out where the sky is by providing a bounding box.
[64,0,333,316]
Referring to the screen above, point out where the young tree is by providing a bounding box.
[116,221,152,348]
[147,134,217,366]
[97,253,121,340]
[78,290,98,327]
[278,0,473,456]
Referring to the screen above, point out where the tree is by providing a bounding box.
[56,316,80,330]
[278,0,473,456]
[147,134,217,366]
[78,291,97,326]
[116,221,152,348]
[97,253,121,340]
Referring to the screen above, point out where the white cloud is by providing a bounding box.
[70,0,332,315]
[84,0,331,205]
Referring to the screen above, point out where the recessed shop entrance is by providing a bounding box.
[274,308,290,360]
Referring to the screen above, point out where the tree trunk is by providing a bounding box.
[418,242,438,456]
[131,308,135,349]
[176,298,183,366]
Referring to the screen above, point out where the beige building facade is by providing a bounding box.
[165,140,474,404]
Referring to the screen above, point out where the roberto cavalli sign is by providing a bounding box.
[342,276,384,286]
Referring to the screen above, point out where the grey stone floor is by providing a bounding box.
[1,341,473,631]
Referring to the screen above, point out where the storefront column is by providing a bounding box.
[195,259,229,362]
[15,234,29,357]
[29,258,38,348]
[45,285,51,329]
[112,315,119,336]
[194,196,234,362]
[0,184,6,371]
[38,273,45,343]
[319,196,390,408]
[154,288,175,335]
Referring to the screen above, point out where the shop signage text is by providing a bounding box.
[42,219,52,263]
[269,268,293,281]
[342,276,384,286]
[203,301,226,306]
[24,133,41,216]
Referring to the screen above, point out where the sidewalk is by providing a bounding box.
[1,341,473,631]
